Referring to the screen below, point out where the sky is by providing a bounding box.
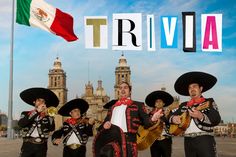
[0,0,236,122]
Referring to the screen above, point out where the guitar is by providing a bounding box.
[168,101,210,136]
[136,107,175,150]
[136,119,164,150]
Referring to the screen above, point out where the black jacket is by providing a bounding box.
[52,120,93,145]
[18,110,55,139]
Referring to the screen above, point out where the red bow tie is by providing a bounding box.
[114,98,133,107]
[28,109,46,118]
[66,118,78,125]
[187,97,205,107]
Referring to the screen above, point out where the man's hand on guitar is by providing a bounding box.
[151,109,164,122]
[188,108,204,121]
[172,115,181,124]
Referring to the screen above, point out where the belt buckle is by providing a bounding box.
[34,138,42,143]
[189,133,197,137]
[190,133,195,137]
[68,143,80,150]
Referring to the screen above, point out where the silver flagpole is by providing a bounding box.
[7,0,15,139]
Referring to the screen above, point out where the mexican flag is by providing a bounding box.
[16,0,78,42]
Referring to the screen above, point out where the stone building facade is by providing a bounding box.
[114,54,131,99]
[48,57,68,129]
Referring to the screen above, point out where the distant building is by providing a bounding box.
[227,123,236,137]
[214,122,228,136]
[0,113,7,126]
[0,113,7,137]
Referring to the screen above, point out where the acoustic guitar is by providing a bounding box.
[136,107,174,150]
[168,101,210,136]
[136,120,164,150]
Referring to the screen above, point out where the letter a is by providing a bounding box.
[202,14,222,52]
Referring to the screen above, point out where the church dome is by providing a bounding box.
[118,53,128,67]
[53,57,62,70]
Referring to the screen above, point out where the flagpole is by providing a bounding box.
[7,0,15,139]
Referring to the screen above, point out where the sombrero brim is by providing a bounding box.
[103,99,118,109]
[58,98,89,116]
[174,71,217,96]
[145,91,174,107]
[20,87,59,107]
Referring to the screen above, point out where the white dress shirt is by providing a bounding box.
[111,104,128,132]
[185,119,205,134]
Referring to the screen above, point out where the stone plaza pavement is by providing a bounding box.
[0,136,235,157]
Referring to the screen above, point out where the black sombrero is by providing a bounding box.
[174,71,217,96]
[20,87,59,107]
[93,124,126,157]
[145,90,174,107]
[103,99,118,109]
[58,98,89,116]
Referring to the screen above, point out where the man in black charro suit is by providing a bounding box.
[145,90,174,157]
[51,98,95,157]
[18,87,59,157]
[93,81,163,157]
[169,71,221,157]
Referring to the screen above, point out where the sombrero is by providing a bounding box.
[58,98,89,116]
[103,99,118,109]
[93,124,126,157]
[145,90,174,107]
[174,71,217,96]
[20,87,59,107]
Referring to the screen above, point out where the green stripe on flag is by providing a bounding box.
[16,0,32,26]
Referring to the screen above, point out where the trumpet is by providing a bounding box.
[45,106,58,117]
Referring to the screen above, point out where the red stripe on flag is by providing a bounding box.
[50,8,78,42]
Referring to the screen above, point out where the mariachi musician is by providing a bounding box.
[52,98,95,157]
[93,81,163,157]
[18,87,59,157]
[145,90,174,157]
[169,71,221,157]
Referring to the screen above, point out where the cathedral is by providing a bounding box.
[47,54,179,129]
[47,54,132,129]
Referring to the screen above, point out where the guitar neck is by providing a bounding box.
[191,101,210,111]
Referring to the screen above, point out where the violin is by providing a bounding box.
[80,117,102,125]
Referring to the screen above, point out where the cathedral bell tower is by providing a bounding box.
[114,54,131,99]
[48,57,68,129]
